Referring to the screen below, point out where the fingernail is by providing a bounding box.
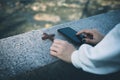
[82,39,86,43]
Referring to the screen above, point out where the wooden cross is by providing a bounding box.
[42,33,55,41]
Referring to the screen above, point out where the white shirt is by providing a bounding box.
[71,23,120,75]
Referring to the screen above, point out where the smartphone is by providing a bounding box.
[57,27,84,45]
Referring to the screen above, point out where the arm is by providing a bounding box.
[72,24,120,74]
[50,29,103,63]
[50,23,120,74]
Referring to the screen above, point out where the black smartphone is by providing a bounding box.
[57,27,84,45]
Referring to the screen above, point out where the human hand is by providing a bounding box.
[76,29,104,45]
[50,39,76,63]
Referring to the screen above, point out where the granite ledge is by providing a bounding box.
[0,10,120,80]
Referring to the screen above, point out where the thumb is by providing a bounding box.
[84,38,95,44]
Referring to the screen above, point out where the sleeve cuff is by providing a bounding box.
[71,50,82,68]
[71,44,93,69]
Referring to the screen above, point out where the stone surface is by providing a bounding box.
[0,10,120,80]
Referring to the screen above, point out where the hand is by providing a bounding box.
[50,39,76,63]
[76,29,104,45]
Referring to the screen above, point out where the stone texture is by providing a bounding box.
[0,10,120,80]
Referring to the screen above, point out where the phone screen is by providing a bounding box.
[58,27,82,44]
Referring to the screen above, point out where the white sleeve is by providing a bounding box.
[71,23,120,75]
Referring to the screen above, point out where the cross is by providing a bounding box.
[42,33,55,41]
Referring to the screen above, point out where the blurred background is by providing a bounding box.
[0,0,120,39]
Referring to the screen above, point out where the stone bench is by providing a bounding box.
[0,10,120,80]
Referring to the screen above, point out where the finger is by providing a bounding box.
[76,29,93,35]
[50,50,57,56]
[54,39,68,46]
[50,46,59,52]
[52,43,62,49]
[54,39,66,44]
[84,38,94,44]
[92,29,102,34]
[76,30,86,35]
